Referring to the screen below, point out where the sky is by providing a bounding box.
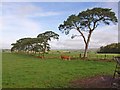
[0,1,119,49]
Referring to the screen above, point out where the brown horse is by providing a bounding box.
[61,55,71,60]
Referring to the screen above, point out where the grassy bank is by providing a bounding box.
[2,52,116,88]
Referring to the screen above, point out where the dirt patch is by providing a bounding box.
[85,58,113,62]
[94,59,113,62]
[69,75,120,88]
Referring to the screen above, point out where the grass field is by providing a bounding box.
[2,52,119,88]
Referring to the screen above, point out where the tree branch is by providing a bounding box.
[77,27,87,44]
[92,17,104,30]
[74,22,87,44]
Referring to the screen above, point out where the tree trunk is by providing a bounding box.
[43,41,47,53]
[83,30,93,58]
[83,43,88,58]
[76,27,94,59]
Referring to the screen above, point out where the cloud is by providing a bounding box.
[2,3,42,17]
[30,12,62,17]
[90,25,118,47]
[1,3,44,49]
[0,17,2,30]
[2,2,62,17]
[50,25,118,49]
[1,15,42,34]
[1,15,43,48]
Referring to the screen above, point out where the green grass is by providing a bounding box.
[2,52,117,88]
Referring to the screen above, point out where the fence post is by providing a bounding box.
[79,53,81,58]
[104,54,106,59]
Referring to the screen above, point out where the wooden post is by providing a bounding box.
[104,54,106,59]
[79,54,81,58]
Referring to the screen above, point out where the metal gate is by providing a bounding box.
[112,56,120,88]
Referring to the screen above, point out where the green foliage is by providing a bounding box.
[11,38,43,52]
[97,43,120,54]
[59,7,117,35]
[3,52,116,88]
[37,31,59,40]
[37,31,59,53]
[11,31,59,54]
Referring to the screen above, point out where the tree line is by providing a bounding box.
[11,31,59,56]
[97,43,120,54]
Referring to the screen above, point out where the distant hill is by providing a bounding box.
[97,43,120,54]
